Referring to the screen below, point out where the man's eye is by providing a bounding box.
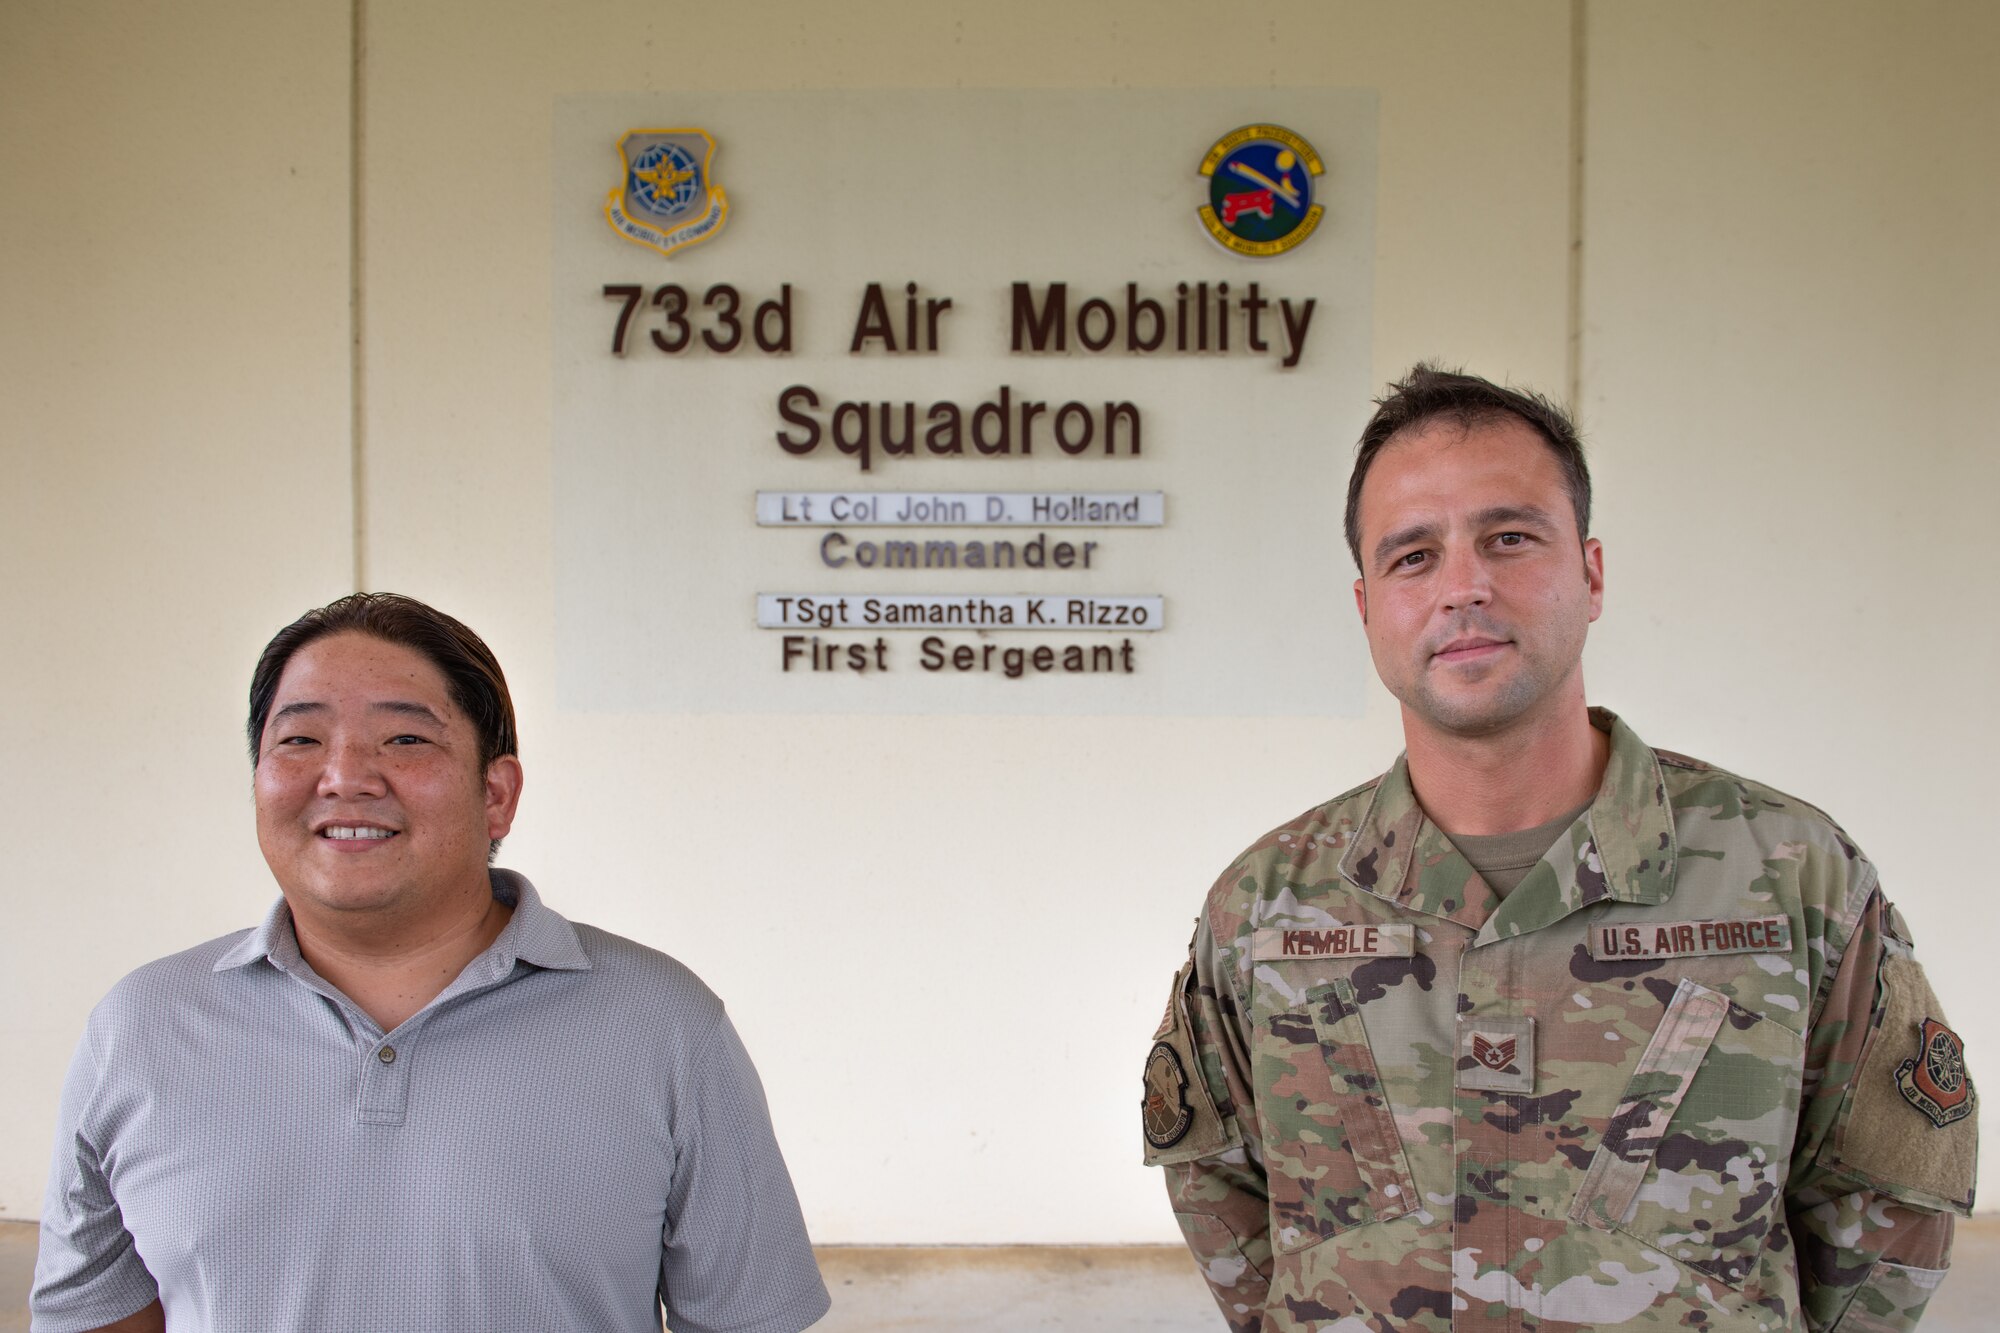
[386,735,430,746]
[1395,550,1428,569]
[274,735,316,747]
[1494,532,1527,547]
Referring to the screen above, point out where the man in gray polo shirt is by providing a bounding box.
[32,593,830,1333]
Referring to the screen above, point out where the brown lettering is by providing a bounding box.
[1674,925,1697,953]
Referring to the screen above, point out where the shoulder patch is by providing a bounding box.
[1143,1043,1196,1148]
[1897,1018,1974,1128]
[1833,957,1978,1213]
[1141,959,1233,1167]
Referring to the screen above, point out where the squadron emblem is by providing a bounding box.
[1143,1042,1195,1149]
[1197,124,1325,257]
[1896,1016,1974,1128]
[605,128,730,258]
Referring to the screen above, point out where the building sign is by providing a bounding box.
[553,89,1377,715]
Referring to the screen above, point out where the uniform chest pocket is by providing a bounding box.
[1256,976,1415,1255]
[1570,977,1803,1286]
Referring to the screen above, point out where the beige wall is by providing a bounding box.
[0,0,354,1217]
[3,0,1993,1243]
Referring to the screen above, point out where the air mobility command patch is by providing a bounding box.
[1197,124,1325,257]
[605,129,729,257]
[1898,1017,1974,1128]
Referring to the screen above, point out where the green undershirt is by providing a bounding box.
[1443,801,1593,898]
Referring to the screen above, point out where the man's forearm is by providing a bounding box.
[78,1298,164,1333]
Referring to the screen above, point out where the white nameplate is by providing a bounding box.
[756,491,1164,527]
[757,594,1162,631]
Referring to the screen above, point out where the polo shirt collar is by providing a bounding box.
[212,868,592,975]
[1335,707,1679,936]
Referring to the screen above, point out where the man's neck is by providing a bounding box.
[289,885,514,1033]
[1402,700,1609,837]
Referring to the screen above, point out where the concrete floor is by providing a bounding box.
[6,1219,1998,1330]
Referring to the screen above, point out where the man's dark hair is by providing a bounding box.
[1344,362,1591,571]
[246,592,518,771]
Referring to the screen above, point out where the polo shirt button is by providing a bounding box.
[378,1045,397,1064]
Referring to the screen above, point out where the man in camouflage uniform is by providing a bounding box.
[1143,365,1975,1331]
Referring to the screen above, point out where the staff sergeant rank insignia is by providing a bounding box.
[1897,1016,1974,1128]
[605,128,729,258]
[1197,124,1325,257]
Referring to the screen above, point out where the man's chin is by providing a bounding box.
[281,879,409,918]
[1404,683,1539,739]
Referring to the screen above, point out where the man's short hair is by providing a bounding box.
[1344,363,1592,570]
[246,592,518,771]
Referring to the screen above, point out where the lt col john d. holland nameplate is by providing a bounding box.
[756,492,1164,526]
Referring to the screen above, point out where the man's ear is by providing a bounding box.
[1353,576,1368,625]
[1583,537,1604,623]
[483,755,525,842]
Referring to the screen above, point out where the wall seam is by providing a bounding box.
[349,0,368,590]
[1566,0,1588,420]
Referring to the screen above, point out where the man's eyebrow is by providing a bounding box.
[1372,520,1440,569]
[375,701,446,726]
[1472,504,1558,529]
[267,700,445,726]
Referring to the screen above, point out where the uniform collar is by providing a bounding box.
[212,868,593,975]
[1336,707,1678,939]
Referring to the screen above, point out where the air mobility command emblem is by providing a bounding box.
[1897,1016,1974,1128]
[606,129,729,257]
[1197,124,1325,257]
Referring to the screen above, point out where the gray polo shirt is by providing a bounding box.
[32,870,829,1333]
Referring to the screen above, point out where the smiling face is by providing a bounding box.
[253,632,521,925]
[1352,415,1603,742]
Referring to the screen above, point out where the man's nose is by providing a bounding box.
[1437,545,1493,612]
[317,736,387,798]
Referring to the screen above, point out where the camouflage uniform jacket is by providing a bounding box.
[1144,710,1975,1332]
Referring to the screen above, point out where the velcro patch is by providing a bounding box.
[1251,923,1415,961]
[1140,958,1233,1167]
[1832,955,1977,1214]
[1588,916,1791,961]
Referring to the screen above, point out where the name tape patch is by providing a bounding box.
[1589,916,1792,962]
[1252,923,1415,961]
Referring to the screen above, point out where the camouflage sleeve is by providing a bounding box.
[1788,887,1976,1332]
[1143,917,1270,1332]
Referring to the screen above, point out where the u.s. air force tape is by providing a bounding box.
[1588,916,1791,961]
[1251,923,1415,961]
